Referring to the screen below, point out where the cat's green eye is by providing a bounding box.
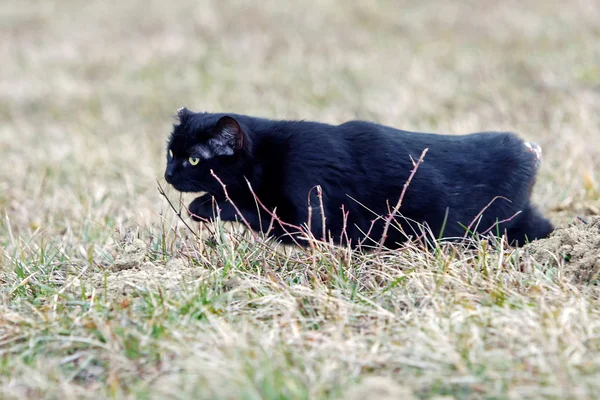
[189,157,200,166]
[169,149,173,158]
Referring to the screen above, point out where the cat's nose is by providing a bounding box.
[164,163,177,182]
[164,169,174,183]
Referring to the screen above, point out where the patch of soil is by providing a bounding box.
[68,239,207,301]
[523,216,600,284]
[111,239,147,271]
[548,198,600,228]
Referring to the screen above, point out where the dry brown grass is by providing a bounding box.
[1,0,600,398]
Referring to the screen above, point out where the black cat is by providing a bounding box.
[164,108,553,249]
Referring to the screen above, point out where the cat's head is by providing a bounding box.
[164,107,251,193]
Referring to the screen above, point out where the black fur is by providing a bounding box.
[165,109,554,249]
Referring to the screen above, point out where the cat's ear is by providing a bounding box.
[176,107,191,122]
[211,116,244,155]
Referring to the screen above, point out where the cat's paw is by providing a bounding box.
[188,194,219,222]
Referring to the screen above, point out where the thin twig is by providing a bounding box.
[156,180,201,240]
[340,204,350,248]
[378,148,428,251]
[243,178,306,247]
[307,185,329,243]
[209,170,259,241]
[481,210,523,236]
[317,186,327,242]
[463,196,512,239]
[358,218,379,248]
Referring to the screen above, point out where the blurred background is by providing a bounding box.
[2,2,600,398]
[1,0,600,246]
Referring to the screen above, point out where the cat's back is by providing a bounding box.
[336,120,529,166]
[337,119,518,147]
[250,115,526,170]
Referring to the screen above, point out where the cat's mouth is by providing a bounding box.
[170,183,196,193]
[168,181,207,194]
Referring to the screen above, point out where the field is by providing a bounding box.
[1,0,600,398]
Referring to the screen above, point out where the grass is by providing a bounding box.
[1,0,600,398]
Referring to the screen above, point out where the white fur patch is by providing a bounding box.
[524,141,542,167]
[191,144,213,160]
[208,137,235,156]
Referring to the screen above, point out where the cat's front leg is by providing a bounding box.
[188,194,257,226]
[188,194,223,222]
